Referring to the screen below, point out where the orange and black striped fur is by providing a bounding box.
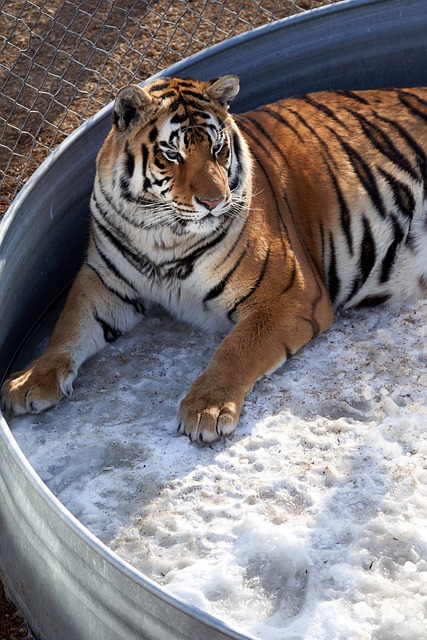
[3,76,427,443]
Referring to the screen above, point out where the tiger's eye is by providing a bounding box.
[164,149,182,163]
[212,142,223,156]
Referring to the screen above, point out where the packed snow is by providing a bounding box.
[9,299,427,639]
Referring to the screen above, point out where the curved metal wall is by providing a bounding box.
[1,1,426,638]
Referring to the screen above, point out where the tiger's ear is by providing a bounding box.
[206,75,240,108]
[113,85,153,132]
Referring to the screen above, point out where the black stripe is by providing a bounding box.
[150,80,172,92]
[319,223,325,264]
[376,113,427,198]
[347,109,418,181]
[281,252,298,295]
[335,90,369,104]
[142,144,149,174]
[92,215,157,279]
[325,163,354,255]
[356,293,391,308]
[152,176,169,187]
[239,111,340,315]
[153,157,167,170]
[92,188,137,236]
[281,193,327,337]
[283,106,339,171]
[378,167,415,219]
[332,130,387,218]
[168,97,202,112]
[176,79,197,88]
[178,224,234,262]
[227,247,271,321]
[376,112,426,163]
[300,95,346,126]
[141,144,152,192]
[203,246,247,304]
[159,90,176,100]
[296,313,322,339]
[380,241,400,285]
[92,190,141,248]
[253,106,305,142]
[86,263,145,314]
[170,112,187,124]
[229,132,243,190]
[327,233,340,305]
[149,126,158,143]
[182,89,208,102]
[119,176,131,200]
[94,312,121,342]
[380,214,404,284]
[95,176,157,229]
[240,115,291,169]
[283,345,292,360]
[213,218,248,273]
[345,278,361,306]
[126,146,135,178]
[360,216,376,283]
[342,216,377,306]
[165,223,232,280]
[232,131,242,161]
[399,90,427,123]
[91,231,139,291]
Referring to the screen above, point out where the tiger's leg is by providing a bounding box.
[178,299,334,443]
[1,264,143,415]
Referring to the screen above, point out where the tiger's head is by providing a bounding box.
[97,75,251,235]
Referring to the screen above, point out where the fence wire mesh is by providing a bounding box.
[0,0,339,217]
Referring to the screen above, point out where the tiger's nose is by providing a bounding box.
[196,196,225,211]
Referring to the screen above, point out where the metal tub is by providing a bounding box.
[1,0,426,637]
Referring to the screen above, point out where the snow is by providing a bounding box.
[9,299,427,639]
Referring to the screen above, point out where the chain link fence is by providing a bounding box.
[0,0,339,218]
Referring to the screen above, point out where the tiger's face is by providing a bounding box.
[98,75,250,235]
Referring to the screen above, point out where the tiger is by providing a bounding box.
[2,75,427,444]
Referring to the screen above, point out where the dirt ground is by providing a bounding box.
[0,581,33,639]
[0,0,337,636]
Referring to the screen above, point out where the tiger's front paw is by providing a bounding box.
[1,356,75,416]
[178,374,246,444]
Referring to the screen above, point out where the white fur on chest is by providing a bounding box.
[142,271,231,333]
[107,203,237,332]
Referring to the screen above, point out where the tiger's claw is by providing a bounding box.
[1,356,75,416]
[178,375,244,444]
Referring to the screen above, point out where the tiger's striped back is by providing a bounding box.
[237,88,427,311]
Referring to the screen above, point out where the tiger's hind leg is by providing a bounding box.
[1,264,143,415]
